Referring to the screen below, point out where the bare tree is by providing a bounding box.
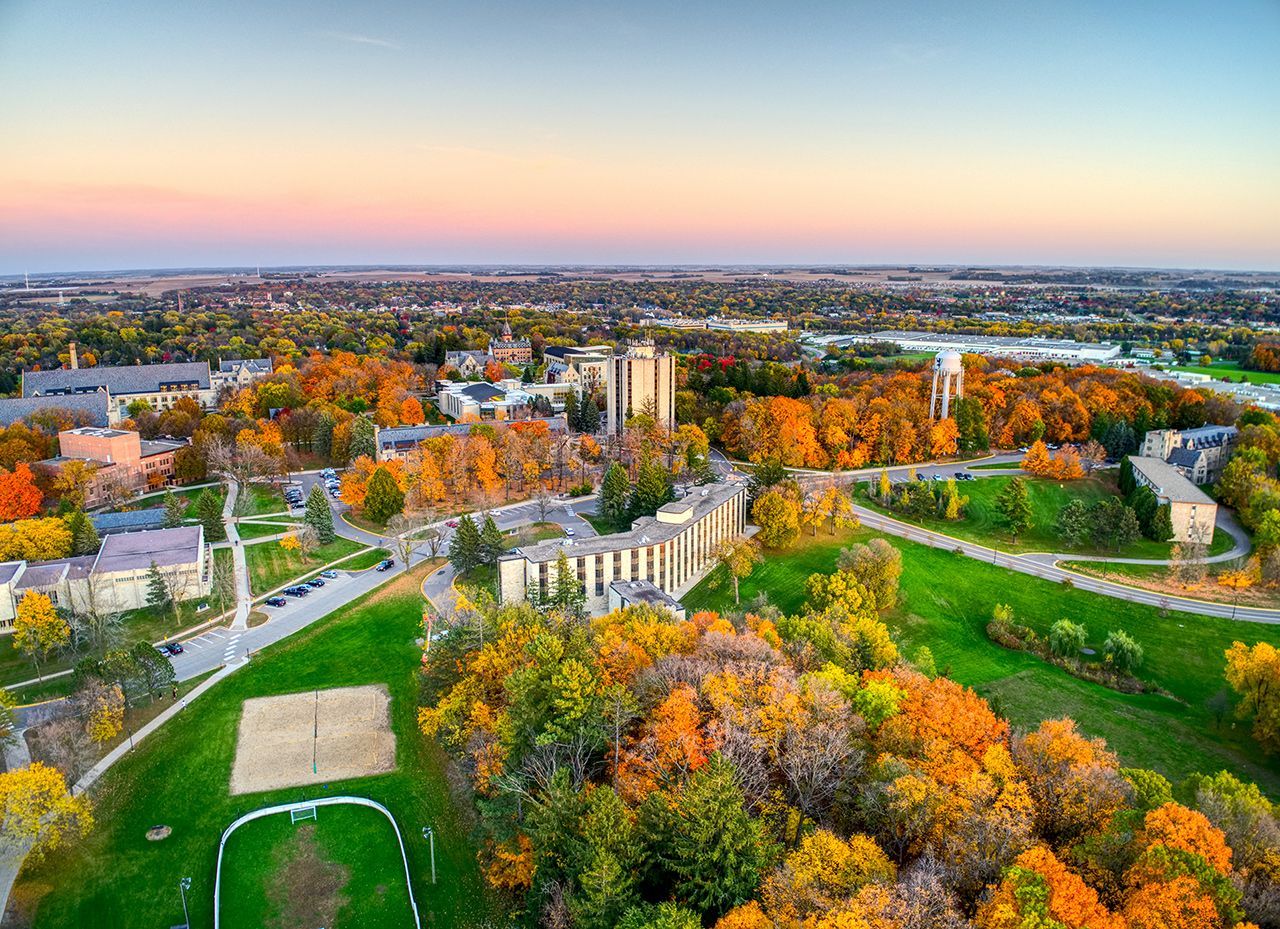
[66,573,125,650]
[210,552,237,617]
[388,513,425,568]
[36,717,96,788]
[534,483,553,523]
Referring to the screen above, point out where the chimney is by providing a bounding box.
[69,342,79,370]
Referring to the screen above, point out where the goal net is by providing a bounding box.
[289,805,317,824]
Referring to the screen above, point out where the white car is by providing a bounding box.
[565,528,575,537]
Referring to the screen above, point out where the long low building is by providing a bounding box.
[831,330,1122,362]
[0,525,212,631]
[1128,456,1217,544]
[22,360,215,424]
[498,481,748,616]
[375,416,568,462]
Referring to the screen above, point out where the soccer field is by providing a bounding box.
[218,801,419,929]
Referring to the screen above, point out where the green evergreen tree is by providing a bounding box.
[1118,456,1136,495]
[600,462,631,530]
[64,509,101,556]
[995,477,1033,543]
[1149,503,1174,543]
[1055,498,1092,548]
[196,489,226,542]
[746,459,786,505]
[161,488,186,528]
[653,753,766,917]
[951,395,990,453]
[348,415,377,462]
[449,514,482,574]
[363,467,405,524]
[564,389,581,432]
[628,457,674,520]
[145,562,170,611]
[304,484,335,543]
[576,393,599,433]
[479,514,505,565]
[1128,484,1160,537]
[545,549,586,618]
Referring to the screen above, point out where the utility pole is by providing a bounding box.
[178,876,192,928]
[422,827,436,883]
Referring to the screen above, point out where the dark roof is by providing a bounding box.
[377,416,567,452]
[23,362,210,398]
[1168,447,1206,469]
[217,358,273,374]
[461,383,505,402]
[0,393,110,427]
[90,508,168,535]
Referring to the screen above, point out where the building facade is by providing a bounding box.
[0,526,211,632]
[374,416,568,463]
[1128,456,1217,544]
[499,482,747,616]
[604,342,675,435]
[38,427,183,507]
[1139,425,1238,486]
[544,345,611,394]
[211,358,274,394]
[489,322,533,366]
[834,331,1121,363]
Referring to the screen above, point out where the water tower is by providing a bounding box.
[930,350,963,419]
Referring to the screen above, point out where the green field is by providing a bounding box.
[323,548,394,574]
[1153,361,1280,385]
[243,536,366,594]
[968,460,1025,470]
[234,519,299,541]
[11,563,495,929]
[236,484,288,517]
[858,475,1234,559]
[107,483,226,519]
[683,529,1280,795]
[218,803,416,929]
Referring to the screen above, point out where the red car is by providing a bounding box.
[446,520,459,528]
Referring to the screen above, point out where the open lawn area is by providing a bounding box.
[234,519,299,541]
[9,563,496,929]
[324,548,394,574]
[218,803,416,929]
[683,529,1280,796]
[235,483,288,517]
[243,536,367,594]
[1152,361,1280,385]
[857,474,1234,558]
[106,483,225,519]
[968,460,1025,470]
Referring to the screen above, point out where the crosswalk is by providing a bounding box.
[224,631,243,664]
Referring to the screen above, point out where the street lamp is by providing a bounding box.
[422,826,436,884]
[178,876,192,928]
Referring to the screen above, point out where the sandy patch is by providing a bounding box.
[229,684,396,795]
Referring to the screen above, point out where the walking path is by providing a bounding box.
[222,483,251,631]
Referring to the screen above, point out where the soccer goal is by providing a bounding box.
[289,805,317,824]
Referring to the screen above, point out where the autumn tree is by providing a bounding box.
[0,462,43,520]
[0,517,74,562]
[753,489,800,548]
[711,538,762,604]
[0,762,93,861]
[1224,641,1280,752]
[363,466,406,524]
[14,591,69,682]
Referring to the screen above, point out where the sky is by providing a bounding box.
[0,0,1277,273]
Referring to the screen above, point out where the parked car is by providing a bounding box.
[319,570,338,579]
[375,558,395,572]
[565,527,575,536]
[446,519,459,528]
[284,586,308,597]
[265,596,287,607]
[167,641,184,655]
[306,578,325,588]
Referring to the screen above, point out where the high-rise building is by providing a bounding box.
[605,341,675,434]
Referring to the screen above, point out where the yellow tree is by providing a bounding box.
[711,538,762,604]
[0,762,93,861]
[1224,641,1280,752]
[14,591,70,681]
[85,683,125,744]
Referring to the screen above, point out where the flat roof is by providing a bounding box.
[845,330,1118,354]
[23,361,211,397]
[1129,456,1216,505]
[510,483,743,564]
[610,579,684,611]
[93,525,205,573]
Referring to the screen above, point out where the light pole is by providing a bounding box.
[422,826,436,884]
[179,876,192,928]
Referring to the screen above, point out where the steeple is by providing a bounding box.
[501,319,513,341]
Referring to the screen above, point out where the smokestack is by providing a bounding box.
[69,342,79,370]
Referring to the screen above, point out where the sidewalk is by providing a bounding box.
[222,483,251,631]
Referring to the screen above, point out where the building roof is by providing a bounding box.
[459,383,506,402]
[377,416,567,453]
[23,361,211,398]
[217,358,273,374]
[0,562,24,586]
[445,350,488,365]
[610,579,684,613]
[14,561,71,590]
[1167,447,1206,469]
[0,393,110,427]
[1178,425,1238,448]
[1129,456,1216,506]
[93,525,205,573]
[510,483,744,564]
[90,508,168,535]
[140,438,185,457]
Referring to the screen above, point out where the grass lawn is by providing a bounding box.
[0,600,221,697]
[236,484,288,517]
[968,460,1025,470]
[243,537,366,594]
[1153,361,1280,385]
[324,548,394,574]
[683,529,1280,795]
[10,563,496,929]
[857,475,1234,559]
[218,803,416,929]
[343,511,391,536]
[106,484,225,519]
[234,520,299,541]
